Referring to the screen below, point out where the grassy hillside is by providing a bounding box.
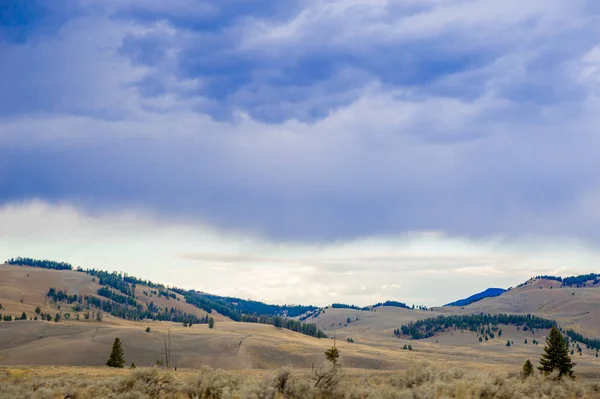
[4,261,600,375]
[445,277,600,337]
[2,259,325,338]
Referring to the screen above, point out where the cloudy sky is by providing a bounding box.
[1,0,600,306]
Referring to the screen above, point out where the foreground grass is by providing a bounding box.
[2,363,600,398]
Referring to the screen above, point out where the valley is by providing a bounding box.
[2,261,600,378]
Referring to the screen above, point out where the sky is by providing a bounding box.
[1,0,600,307]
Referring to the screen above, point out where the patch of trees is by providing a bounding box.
[47,288,79,304]
[83,294,207,324]
[122,274,164,290]
[331,303,362,310]
[183,291,316,319]
[272,316,327,338]
[564,329,600,351]
[299,308,323,321]
[84,269,135,297]
[182,292,325,338]
[6,257,73,270]
[46,286,207,324]
[332,301,424,311]
[561,273,600,287]
[97,287,138,307]
[395,313,556,340]
[372,301,412,309]
[517,273,600,288]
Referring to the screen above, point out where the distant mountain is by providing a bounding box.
[444,287,506,307]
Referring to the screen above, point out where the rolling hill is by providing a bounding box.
[443,287,506,307]
[3,259,600,376]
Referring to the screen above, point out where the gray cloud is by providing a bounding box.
[1,1,600,244]
[3,201,600,306]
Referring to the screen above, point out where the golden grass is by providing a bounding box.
[2,363,600,399]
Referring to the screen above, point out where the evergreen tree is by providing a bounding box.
[538,327,574,378]
[522,359,534,377]
[325,346,340,365]
[208,317,215,329]
[106,338,125,368]
[146,327,151,333]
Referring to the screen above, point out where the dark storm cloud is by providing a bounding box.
[1,0,600,241]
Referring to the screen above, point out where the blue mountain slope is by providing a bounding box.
[444,287,507,307]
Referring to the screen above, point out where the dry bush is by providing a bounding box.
[2,363,600,399]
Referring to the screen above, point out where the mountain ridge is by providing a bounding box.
[444,287,507,307]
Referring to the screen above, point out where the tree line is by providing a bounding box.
[6,257,73,270]
[395,313,557,339]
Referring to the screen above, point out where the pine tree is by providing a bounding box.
[208,317,215,329]
[522,359,534,377]
[538,326,574,378]
[324,346,340,366]
[106,337,125,368]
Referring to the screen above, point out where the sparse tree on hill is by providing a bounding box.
[35,307,41,314]
[106,337,125,368]
[522,360,534,377]
[146,327,151,333]
[538,326,574,378]
[208,317,215,329]
[54,313,61,323]
[20,312,27,320]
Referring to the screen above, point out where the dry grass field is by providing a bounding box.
[2,363,600,398]
[3,262,600,395]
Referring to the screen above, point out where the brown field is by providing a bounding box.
[2,363,600,398]
[2,263,600,383]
